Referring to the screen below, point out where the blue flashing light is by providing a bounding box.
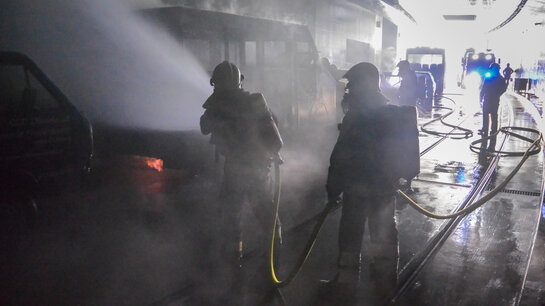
[456,168,466,183]
[470,67,487,77]
[484,72,491,78]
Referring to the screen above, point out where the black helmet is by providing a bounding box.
[343,62,380,90]
[396,60,410,69]
[210,61,244,89]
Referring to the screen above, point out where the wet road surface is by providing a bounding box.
[1,91,543,305]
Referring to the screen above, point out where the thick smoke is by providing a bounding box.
[0,1,360,303]
[160,0,386,24]
[0,0,211,130]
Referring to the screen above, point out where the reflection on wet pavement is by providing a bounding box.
[1,93,542,305]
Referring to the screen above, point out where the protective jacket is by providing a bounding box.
[480,75,507,113]
[399,70,418,107]
[327,91,419,198]
[200,88,282,165]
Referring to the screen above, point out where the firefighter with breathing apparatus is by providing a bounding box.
[324,62,420,303]
[200,61,283,302]
[397,60,418,107]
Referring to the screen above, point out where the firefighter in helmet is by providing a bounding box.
[397,60,418,107]
[200,61,283,301]
[325,62,418,303]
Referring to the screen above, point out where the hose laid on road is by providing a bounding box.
[420,95,473,139]
[470,127,542,156]
[269,126,541,287]
[399,127,542,219]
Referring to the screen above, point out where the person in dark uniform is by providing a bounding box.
[397,60,418,107]
[479,63,507,147]
[200,61,283,302]
[396,60,418,193]
[503,63,514,85]
[324,62,419,304]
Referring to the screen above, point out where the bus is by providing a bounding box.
[406,47,445,95]
[139,6,336,131]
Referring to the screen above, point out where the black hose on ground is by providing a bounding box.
[420,95,473,139]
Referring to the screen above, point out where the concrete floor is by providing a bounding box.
[1,90,543,305]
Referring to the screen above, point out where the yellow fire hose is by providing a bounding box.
[269,127,542,287]
[269,160,339,288]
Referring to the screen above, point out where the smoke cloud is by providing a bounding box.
[0,0,211,131]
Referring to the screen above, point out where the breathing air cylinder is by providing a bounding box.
[377,105,420,182]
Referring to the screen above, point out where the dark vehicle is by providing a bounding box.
[406,47,445,95]
[140,6,336,130]
[459,48,497,88]
[0,51,93,233]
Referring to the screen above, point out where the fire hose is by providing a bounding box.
[420,95,473,139]
[269,159,340,288]
[269,126,542,287]
[399,127,542,219]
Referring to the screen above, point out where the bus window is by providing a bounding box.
[209,40,225,68]
[245,41,257,66]
[228,41,241,66]
[296,42,309,52]
[182,39,211,71]
[295,42,314,66]
[407,54,444,67]
[264,41,287,66]
[346,39,371,64]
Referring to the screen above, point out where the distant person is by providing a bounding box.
[503,63,514,85]
[323,62,419,304]
[321,57,343,79]
[396,60,418,192]
[397,60,418,107]
[479,63,507,148]
[200,61,283,303]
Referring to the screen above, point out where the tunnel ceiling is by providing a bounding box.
[394,0,545,26]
